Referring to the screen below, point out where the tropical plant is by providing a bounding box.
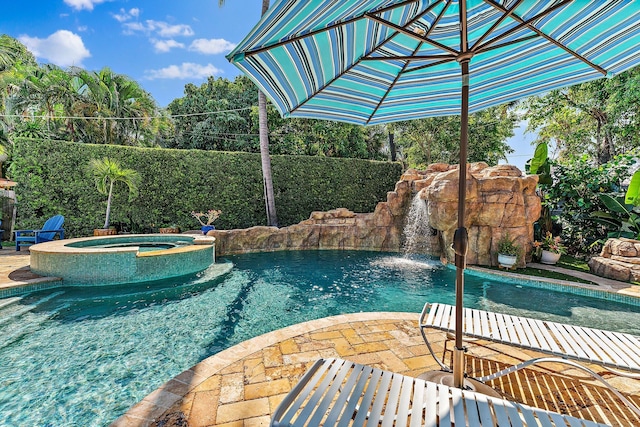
[89,157,140,229]
[497,233,521,257]
[591,194,640,241]
[533,231,567,257]
[543,153,636,253]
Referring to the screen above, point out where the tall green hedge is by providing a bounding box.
[11,138,402,237]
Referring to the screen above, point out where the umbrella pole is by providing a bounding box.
[453,58,470,389]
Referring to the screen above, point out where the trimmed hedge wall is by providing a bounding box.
[11,138,402,237]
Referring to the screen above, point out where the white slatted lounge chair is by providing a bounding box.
[419,302,640,416]
[271,357,609,426]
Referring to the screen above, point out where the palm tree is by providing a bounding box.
[219,0,278,227]
[89,157,140,229]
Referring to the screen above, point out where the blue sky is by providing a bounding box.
[1,0,536,167]
[1,0,265,106]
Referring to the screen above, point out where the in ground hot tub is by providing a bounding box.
[29,234,215,286]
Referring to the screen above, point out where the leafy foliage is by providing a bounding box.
[524,66,640,165]
[390,104,517,168]
[542,153,636,253]
[11,138,402,237]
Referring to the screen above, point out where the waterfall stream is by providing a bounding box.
[402,193,436,254]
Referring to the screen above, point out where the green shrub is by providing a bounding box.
[10,138,402,237]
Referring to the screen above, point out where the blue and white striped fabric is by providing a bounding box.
[228,0,640,125]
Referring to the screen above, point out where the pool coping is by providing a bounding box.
[109,312,417,427]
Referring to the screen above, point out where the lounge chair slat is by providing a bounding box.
[491,397,514,426]
[380,373,403,427]
[511,314,531,347]
[460,390,481,426]
[546,321,588,359]
[561,323,603,362]
[599,329,640,370]
[472,392,498,426]
[339,367,380,427]
[325,363,371,425]
[410,378,425,427]
[464,307,473,335]
[532,409,555,427]
[368,370,393,425]
[276,358,331,425]
[424,380,438,427]
[472,308,482,336]
[424,303,438,327]
[438,383,451,426]
[599,329,640,368]
[569,324,617,366]
[530,318,562,353]
[505,401,526,427]
[501,313,521,345]
[307,359,354,425]
[487,311,501,341]
[516,402,541,426]
[450,386,466,426]
[520,317,543,349]
[478,308,491,337]
[393,375,413,426]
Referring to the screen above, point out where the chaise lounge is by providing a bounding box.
[272,357,609,426]
[419,302,640,416]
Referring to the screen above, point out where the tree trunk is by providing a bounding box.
[258,0,278,227]
[259,90,278,226]
[104,180,113,229]
[388,131,396,162]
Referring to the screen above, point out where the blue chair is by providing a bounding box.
[15,215,65,251]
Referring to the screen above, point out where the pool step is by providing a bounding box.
[0,291,65,327]
[0,306,64,349]
[0,297,22,311]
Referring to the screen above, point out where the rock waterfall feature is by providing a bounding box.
[210,162,540,268]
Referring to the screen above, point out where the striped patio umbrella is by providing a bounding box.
[228,0,640,389]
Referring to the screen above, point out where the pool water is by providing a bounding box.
[1,251,640,426]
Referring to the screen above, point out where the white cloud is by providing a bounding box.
[77,25,88,32]
[189,38,236,55]
[123,20,194,37]
[152,39,185,53]
[19,30,91,67]
[64,0,109,11]
[112,8,140,23]
[144,63,222,80]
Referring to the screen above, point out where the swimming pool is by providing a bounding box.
[1,250,639,426]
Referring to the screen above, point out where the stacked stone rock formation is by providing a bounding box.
[209,162,541,268]
[589,238,640,283]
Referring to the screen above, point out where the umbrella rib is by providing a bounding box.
[288,28,406,115]
[240,0,423,58]
[481,0,607,75]
[365,13,459,56]
[364,0,453,124]
[361,54,453,61]
[403,57,457,74]
[470,0,526,51]
[474,0,572,53]
[475,34,539,55]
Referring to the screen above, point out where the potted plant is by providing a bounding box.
[533,231,566,265]
[89,158,140,236]
[497,233,521,269]
[191,209,221,235]
[159,225,180,234]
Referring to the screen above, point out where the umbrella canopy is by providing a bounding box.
[228,0,640,389]
[229,0,640,125]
